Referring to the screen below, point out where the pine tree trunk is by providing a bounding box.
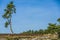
[10,17,13,34]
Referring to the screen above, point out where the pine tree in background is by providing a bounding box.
[57,18,60,24]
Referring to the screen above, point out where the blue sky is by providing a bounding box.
[0,0,60,33]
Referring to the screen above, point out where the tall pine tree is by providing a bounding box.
[2,1,16,33]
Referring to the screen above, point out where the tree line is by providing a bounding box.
[21,18,60,38]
